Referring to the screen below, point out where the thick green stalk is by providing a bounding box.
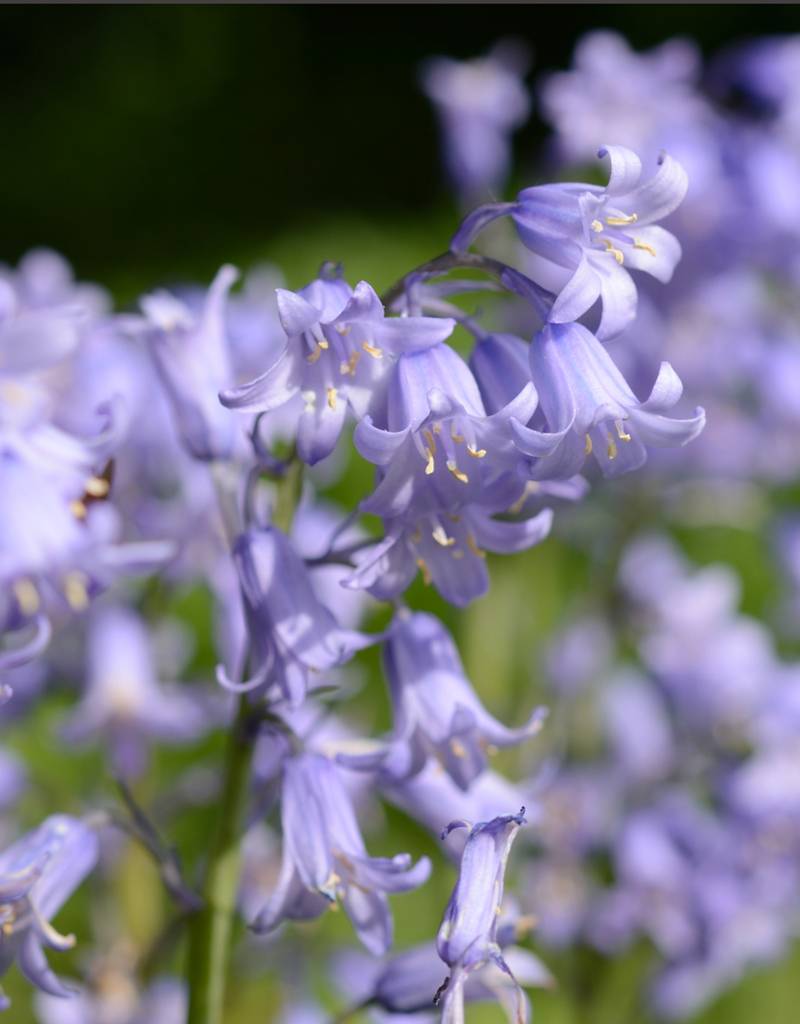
[186,462,303,1024]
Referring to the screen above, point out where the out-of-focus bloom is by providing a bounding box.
[220,526,374,707]
[540,32,716,188]
[436,810,528,1023]
[0,815,99,1010]
[513,321,704,478]
[420,41,531,204]
[602,670,674,784]
[0,750,26,809]
[381,611,546,789]
[61,605,212,778]
[35,975,186,1024]
[221,267,455,465]
[138,265,243,461]
[251,752,430,955]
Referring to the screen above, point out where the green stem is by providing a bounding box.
[186,460,303,1024]
[186,697,259,1024]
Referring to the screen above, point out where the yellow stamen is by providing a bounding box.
[466,532,486,559]
[450,430,465,443]
[447,460,469,484]
[85,476,110,499]
[602,239,624,265]
[70,499,87,520]
[13,579,40,616]
[607,435,618,461]
[615,419,632,442]
[466,445,486,459]
[362,341,383,359]
[317,339,329,350]
[633,239,657,257]
[335,324,350,336]
[64,572,90,612]
[306,344,324,364]
[422,428,437,454]
[432,422,442,435]
[584,433,593,455]
[424,448,435,475]
[605,212,638,226]
[590,219,603,233]
[450,739,467,758]
[416,558,432,586]
[339,352,361,376]
[326,387,338,410]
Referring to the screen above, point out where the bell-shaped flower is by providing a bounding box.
[452,146,688,340]
[435,810,528,1023]
[380,611,547,789]
[61,606,213,778]
[512,321,704,478]
[251,752,431,955]
[0,815,99,1010]
[219,527,374,708]
[221,265,455,465]
[420,42,531,205]
[138,265,242,461]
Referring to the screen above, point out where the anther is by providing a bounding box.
[326,387,338,410]
[466,445,487,459]
[451,430,465,443]
[602,239,624,265]
[416,558,432,586]
[362,341,383,359]
[466,532,486,559]
[590,219,603,233]
[13,579,40,616]
[607,435,618,461]
[64,572,90,612]
[85,476,110,498]
[432,525,455,547]
[70,500,87,520]
[424,449,435,475]
[633,239,657,257]
[605,212,638,226]
[584,434,593,455]
[446,460,469,484]
[615,419,632,442]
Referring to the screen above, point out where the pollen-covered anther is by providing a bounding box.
[447,460,469,484]
[424,448,435,475]
[605,212,638,226]
[85,476,110,498]
[362,341,383,359]
[13,578,40,616]
[450,738,467,758]
[432,525,455,547]
[339,351,361,376]
[70,499,88,520]
[451,429,465,443]
[590,219,603,233]
[335,324,350,336]
[584,433,593,455]
[416,557,432,586]
[306,343,325,364]
[466,445,487,459]
[607,435,618,460]
[633,239,657,257]
[326,387,338,410]
[602,239,624,265]
[615,419,632,442]
[64,572,90,612]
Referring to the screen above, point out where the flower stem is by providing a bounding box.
[186,460,303,1024]
[186,697,259,1024]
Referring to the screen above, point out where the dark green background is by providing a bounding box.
[1,5,796,288]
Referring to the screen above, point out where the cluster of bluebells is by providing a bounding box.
[4,22,798,1024]
[521,534,800,1018]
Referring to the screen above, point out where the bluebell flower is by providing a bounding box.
[0,816,99,1011]
[35,975,186,1024]
[251,752,431,955]
[512,321,704,478]
[139,265,243,461]
[435,810,528,1023]
[221,266,455,465]
[219,526,374,707]
[453,146,688,340]
[61,605,213,778]
[333,913,551,1019]
[346,340,557,605]
[420,41,531,204]
[380,611,546,789]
